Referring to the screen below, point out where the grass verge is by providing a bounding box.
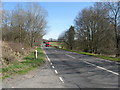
[61,48,120,62]
[1,47,45,79]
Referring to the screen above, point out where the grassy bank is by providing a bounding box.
[47,41,120,62]
[50,42,61,48]
[61,48,120,62]
[1,47,45,79]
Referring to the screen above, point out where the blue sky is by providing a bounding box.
[2,2,94,40]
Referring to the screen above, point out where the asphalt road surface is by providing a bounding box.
[3,47,119,88]
[43,47,119,88]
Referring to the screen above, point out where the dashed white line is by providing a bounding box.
[52,66,55,69]
[50,62,53,65]
[43,50,51,62]
[65,54,76,59]
[48,58,51,62]
[59,77,64,83]
[55,70,58,74]
[84,61,119,75]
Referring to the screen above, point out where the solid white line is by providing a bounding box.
[59,77,64,83]
[65,54,76,59]
[55,70,58,74]
[96,66,119,75]
[52,66,55,69]
[84,61,119,75]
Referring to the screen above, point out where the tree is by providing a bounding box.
[67,26,75,50]
[58,26,75,50]
[104,2,120,57]
[74,2,116,55]
[2,3,47,47]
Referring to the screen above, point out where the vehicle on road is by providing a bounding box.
[45,42,50,47]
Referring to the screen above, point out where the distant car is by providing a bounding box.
[45,42,50,47]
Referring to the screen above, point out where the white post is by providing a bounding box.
[35,50,37,59]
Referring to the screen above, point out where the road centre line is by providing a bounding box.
[84,61,96,66]
[59,77,64,83]
[84,61,119,75]
[55,70,58,74]
[107,60,112,62]
[65,54,76,59]
[96,66,119,75]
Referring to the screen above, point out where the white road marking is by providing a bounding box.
[11,87,14,88]
[107,60,112,62]
[65,54,76,59]
[55,70,58,74]
[108,60,112,62]
[52,59,59,60]
[96,66,119,75]
[62,59,68,60]
[84,61,96,66]
[50,62,53,65]
[59,77,64,83]
[43,50,51,62]
[84,61,119,75]
[43,48,65,84]
[52,66,55,69]
[55,50,57,52]
[115,62,119,64]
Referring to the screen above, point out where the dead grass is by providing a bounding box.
[2,41,33,67]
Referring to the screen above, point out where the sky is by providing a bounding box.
[2,2,94,40]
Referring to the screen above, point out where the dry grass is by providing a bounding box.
[2,41,33,67]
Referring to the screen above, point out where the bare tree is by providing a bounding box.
[104,2,120,57]
[25,3,47,47]
[74,2,116,55]
[2,3,47,47]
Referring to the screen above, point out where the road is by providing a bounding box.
[3,47,119,88]
[43,47,119,88]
